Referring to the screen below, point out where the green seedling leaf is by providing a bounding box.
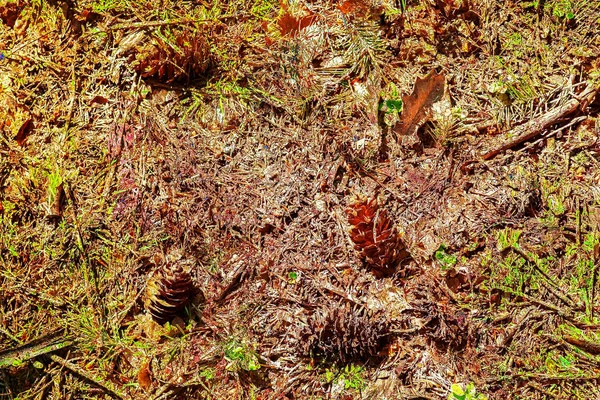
[288,271,298,283]
[435,244,457,269]
[379,99,403,113]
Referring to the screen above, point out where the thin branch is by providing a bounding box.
[0,333,72,369]
[49,355,126,399]
[481,85,598,160]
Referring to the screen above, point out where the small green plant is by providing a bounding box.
[224,339,261,371]
[448,382,488,400]
[341,364,365,391]
[550,0,575,19]
[288,271,298,283]
[379,83,403,125]
[582,233,600,252]
[323,364,365,391]
[250,0,277,19]
[435,244,457,270]
[199,367,215,380]
[91,0,126,13]
[379,98,403,114]
[496,228,522,251]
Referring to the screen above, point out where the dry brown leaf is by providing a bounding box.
[338,0,384,19]
[277,12,315,37]
[137,361,153,391]
[0,1,22,28]
[394,71,446,139]
[88,95,109,106]
[338,0,371,16]
[132,29,211,83]
[0,92,33,146]
[13,115,32,146]
[13,9,30,37]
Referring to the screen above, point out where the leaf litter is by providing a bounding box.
[0,0,600,399]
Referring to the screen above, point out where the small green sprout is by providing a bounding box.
[224,339,261,371]
[435,244,457,270]
[288,271,298,283]
[449,383,487,400]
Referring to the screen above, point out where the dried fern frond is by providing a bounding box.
[133,28,211,83]
[145,264,199,324]
[346,197,409,275]
[302,304,389,364]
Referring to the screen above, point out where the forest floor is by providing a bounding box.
[1,0,600,399]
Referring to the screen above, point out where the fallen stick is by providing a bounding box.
[0,333,72,369]
[563,335,600,355]
[49,354,127,400]
[481,85,598,160]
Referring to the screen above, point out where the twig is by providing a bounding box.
[591,242,599,321]
[0,333,72,369]
[500,286,575,320]
[65,41,78,130]
[517,372,600,381]
[510,246,578,308]
[214,258,251,303]
[49,355,126,399]
[82,18,214,39]
[563,335,600,355]
[65,183,104,318]
[481,85,598,160]
[526,382,560,399]
[516,116,588,153]
[321,282,362,305]
[109,18,210,31]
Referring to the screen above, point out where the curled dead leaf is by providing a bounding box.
[393,71,447,145]
[89,95,109,106]
[278,12,315,37]
[338,0,384,19]
[137,361,153,391]
[0,93,33,146]
[0,1,23,28]
[14,116,33,146]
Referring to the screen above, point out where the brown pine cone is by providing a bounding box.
[145,264,199,324]
[346,197,409,275]
[133,28,211,83]
[302,304,390,364]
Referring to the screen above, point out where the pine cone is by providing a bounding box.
[346,197,409,275]
[302,304,389,364]
[145,264,199,324]
[133,28,211,83]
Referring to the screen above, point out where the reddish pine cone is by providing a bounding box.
[346,197,409,275]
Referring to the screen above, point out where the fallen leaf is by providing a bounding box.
[1,93,33,146]
[393,71,446,139]
[13,9,30,37]
[338,0,383,19]
[89,95,109,105]
[14,116,32,146]
[137,361,153,391]
[46,182,64,218]
[278,12,315,37]
[0,1,22,28]
[338,0,371,15]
